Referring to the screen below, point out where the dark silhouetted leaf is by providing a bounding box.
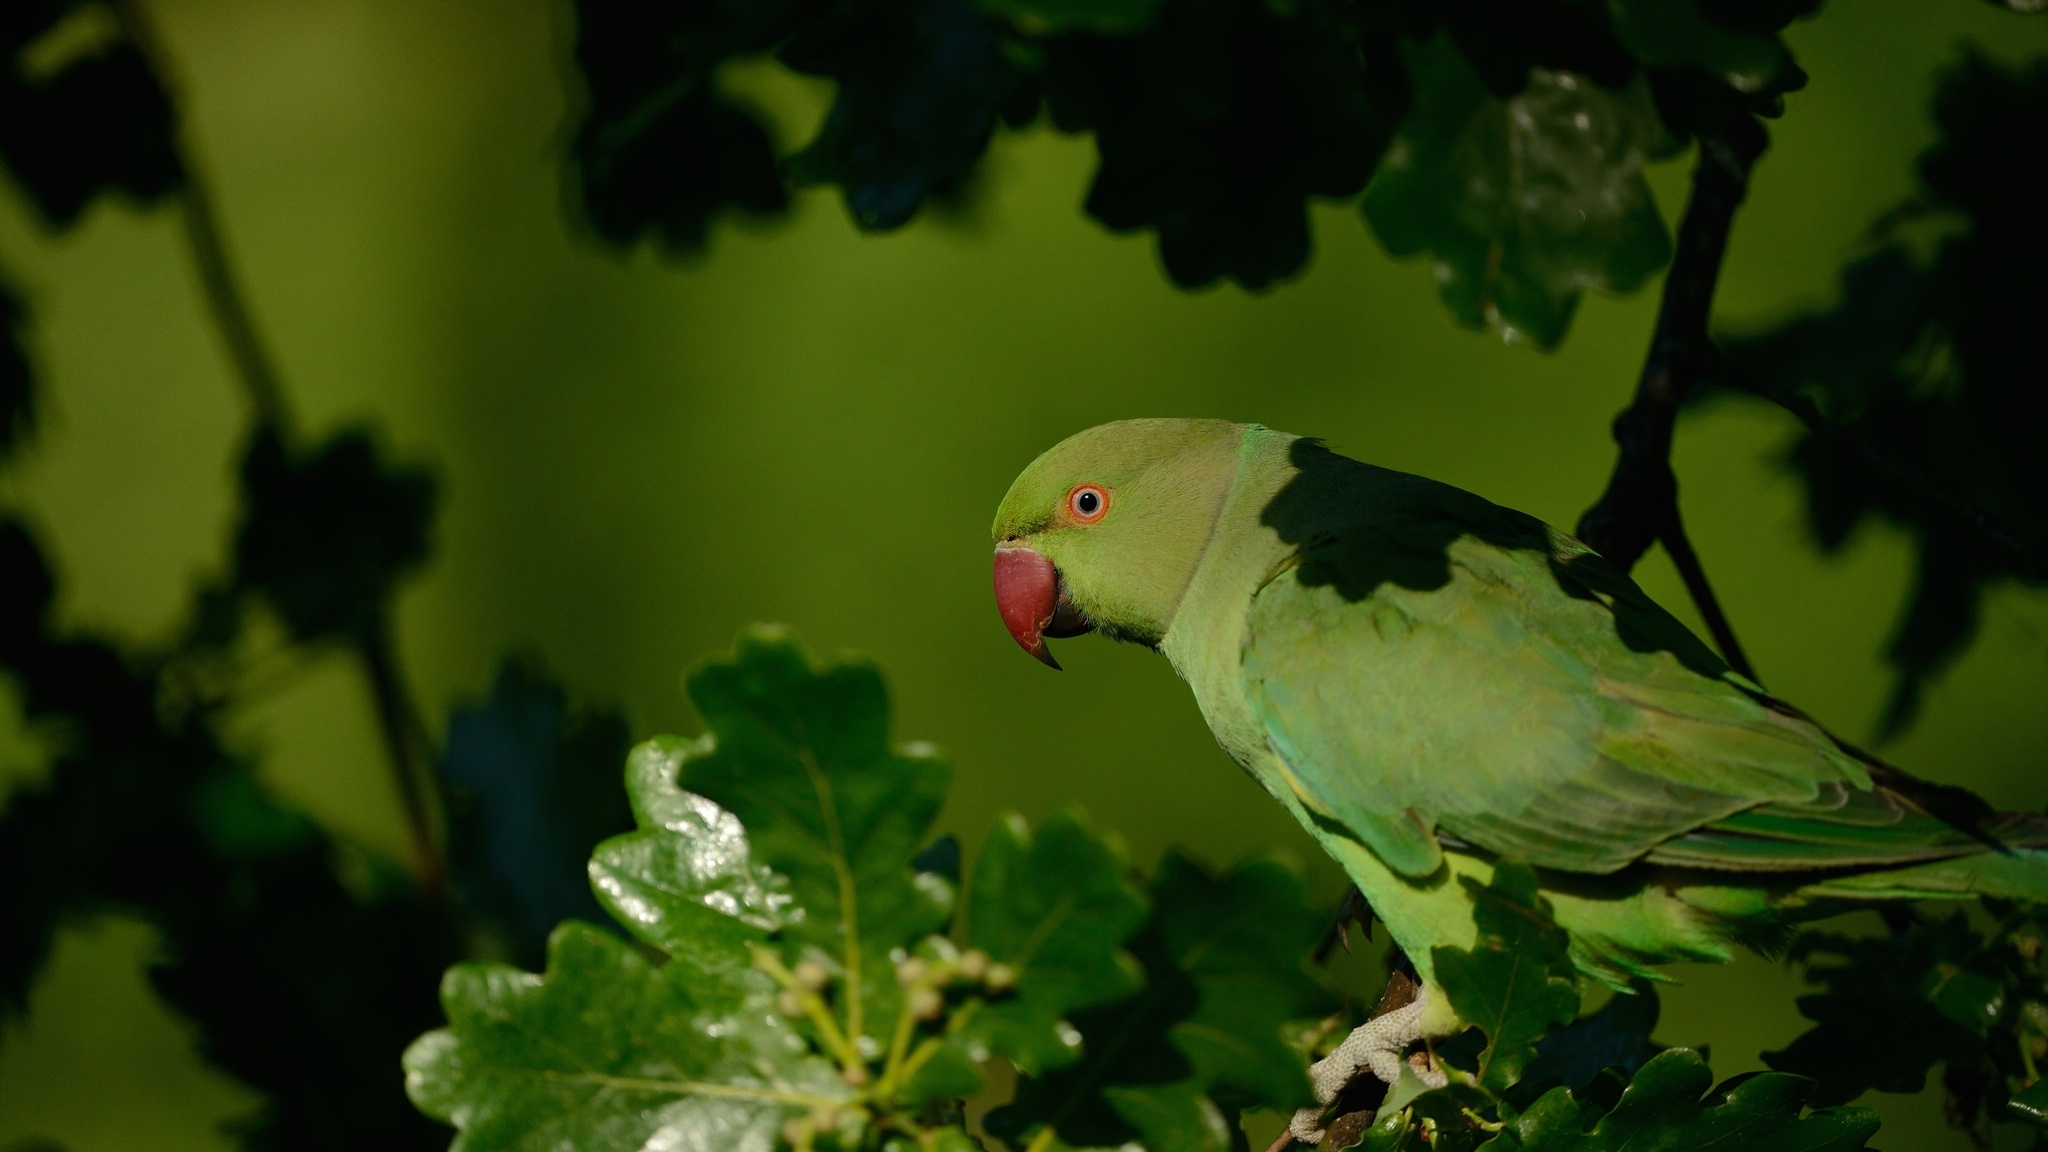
[0,18,183,229]
[404,922,848,1152]
[1696,0,1823,36]
[782,0,1021,231]
[0,281,32,459]
[566,0,810,252]
[1606,0,1792,95]
[1525,981,1664,1092]
[1764,902,2048,1142]
[233,427,435,644]
[1042,0,1407,290]
[1486,1049,1879,1151]
[980,0,1167,35]
[1365,34,1676,349]
[443,660,634,966]
[1765,913,1988,1104]
[1433,861,1579,1092]
[1722,50,2048,735]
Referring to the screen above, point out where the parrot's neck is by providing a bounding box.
[1159,426,1301,773]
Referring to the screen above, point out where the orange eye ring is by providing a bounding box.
[1067,484,1110,524]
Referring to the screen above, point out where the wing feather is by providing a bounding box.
[1240,502,1871,878]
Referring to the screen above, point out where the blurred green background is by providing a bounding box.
[0,0,2044,1148]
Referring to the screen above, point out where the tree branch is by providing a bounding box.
[117,0,447,895]
[113,0,290,431]
[1576,108,1768,684]
[359,616,447,900]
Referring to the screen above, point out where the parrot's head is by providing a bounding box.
[991,419,1247,668]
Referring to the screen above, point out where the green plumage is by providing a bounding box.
[993,419,2048,1017]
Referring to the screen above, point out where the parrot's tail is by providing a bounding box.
[1798,810,2048,903]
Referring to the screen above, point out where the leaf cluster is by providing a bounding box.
[1719,50,2048,734]
[0,23,635,1146]
[1767,904,2048,1143]
[404,637,1897,1152]
[563,0,1817,340]
[406,627,1339,1152]
[0,0,186,462]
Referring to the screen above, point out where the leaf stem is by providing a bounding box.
[797,744,865,1043]
[534,1069,843,1109]
[357,614,447,899]
[877,984,925,1096]
[879,993,979,1098]
[755,946,867,1072]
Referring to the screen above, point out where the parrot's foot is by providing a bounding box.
[1288,986,1445,1145]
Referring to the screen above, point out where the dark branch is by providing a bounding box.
[117,0,447,894]
[359,616,448,901]
[113,0,291,431]
[1577,107,1768,684]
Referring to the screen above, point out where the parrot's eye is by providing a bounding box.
[1067,484,1109,524]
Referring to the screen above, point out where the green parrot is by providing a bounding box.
[990,418,2048,1139]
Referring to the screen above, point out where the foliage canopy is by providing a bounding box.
[0,0,2042,1150]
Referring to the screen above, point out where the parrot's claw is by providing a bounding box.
[1287,990,1445,1145]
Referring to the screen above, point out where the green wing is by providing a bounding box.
[1240,468,1881,879]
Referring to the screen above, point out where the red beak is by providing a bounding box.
[993,546,1091,669]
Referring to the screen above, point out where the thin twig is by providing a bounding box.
[119,0,451,895]
[1659,512,1756,681]
[1577,108,1768,682]
[358,615,447,900]
[112,0,289,431]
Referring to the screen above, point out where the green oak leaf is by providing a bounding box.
[987,852,1331,1152]
[587,742,795,970]
[669,625,953,1048]
[1482,1049,1879,1151]
[1147,853,1327,1110]
[1101,1081,1234,1152]
[403,921,848,1152]
[1363,33,1676,350]
[959,809,1148,1074]
[977,0,1166,34]
[1433,861,1579,1093]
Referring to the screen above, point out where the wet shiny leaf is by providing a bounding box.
[675,626,953,1048]
[588,737,795,967]
[403,922,847,1152]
